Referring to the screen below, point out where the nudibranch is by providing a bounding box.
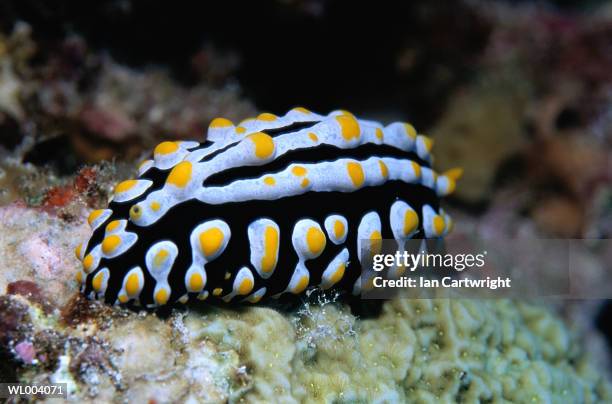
[75,108,461,307]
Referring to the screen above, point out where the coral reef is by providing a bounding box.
[0,1,610,402]
[0,204,89,307]
[431,75,530,204]
[433,2,612,213]
[2,284,611,402]
[0,21,256,166]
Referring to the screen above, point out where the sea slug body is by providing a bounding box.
[76,108,460,307]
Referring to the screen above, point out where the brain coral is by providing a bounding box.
[188,296,611,403]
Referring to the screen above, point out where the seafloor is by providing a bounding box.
[0,1,611,403]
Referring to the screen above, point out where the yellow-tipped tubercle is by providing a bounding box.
[444,167,463,181]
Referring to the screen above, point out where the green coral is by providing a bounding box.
[191,298,610,403]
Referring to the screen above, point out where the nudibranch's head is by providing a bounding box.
[75,130,281,307]
[75,139,209,307]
